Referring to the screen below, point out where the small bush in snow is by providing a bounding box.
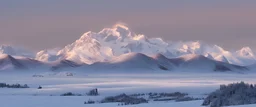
[38,85,42,89]
[202,81,256,107]
[66,73,74,76]
[84,99,95,104]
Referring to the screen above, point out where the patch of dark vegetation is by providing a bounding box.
[202,81,256,107]
[84,92,202,105]
[87,88,99,96]
[176,97,203,102]
[100,94,148,105]
[148,92,201,102]
[130,92,202,102]
[84,99,96,104]
[153,98,175,101]
[60,88,99,96]
[65,73,74,76]
[0,83,29,88]
[60,92,82,96]
[38,85,42,89]
[129,93,145,97]
[149,92,187,99]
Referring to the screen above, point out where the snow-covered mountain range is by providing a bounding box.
[0,24,255,72]
[34,24,256,66]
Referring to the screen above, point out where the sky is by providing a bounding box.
[1,0,256,51]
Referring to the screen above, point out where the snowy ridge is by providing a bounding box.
[169,54,247,72]
[51,59,83,71]
[0,54,49,71]
[0,54,27,70]
[35,49,60,62]
[86,53,167,72]
[77,53,247,73]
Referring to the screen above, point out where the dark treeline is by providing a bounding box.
[203,81,256,107]
[0,83,29,88]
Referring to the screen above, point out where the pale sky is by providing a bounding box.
[1,0,256,51]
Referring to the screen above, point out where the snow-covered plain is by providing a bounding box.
[1,70,256,107]
[1,97,256,107]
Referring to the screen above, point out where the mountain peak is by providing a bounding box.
[0,45,35,58]
[79,24,134,42]
[0,45,18,55]
[240,47,253,53]
[215,55,230,63]
[113,23,129,31]
[152,53,167,59]
[0,54,12,59]
[236,47,254,57]
[112,24,133,39]
[133,35,147,41]
[204,53,214,60]
[180,54,206,61]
